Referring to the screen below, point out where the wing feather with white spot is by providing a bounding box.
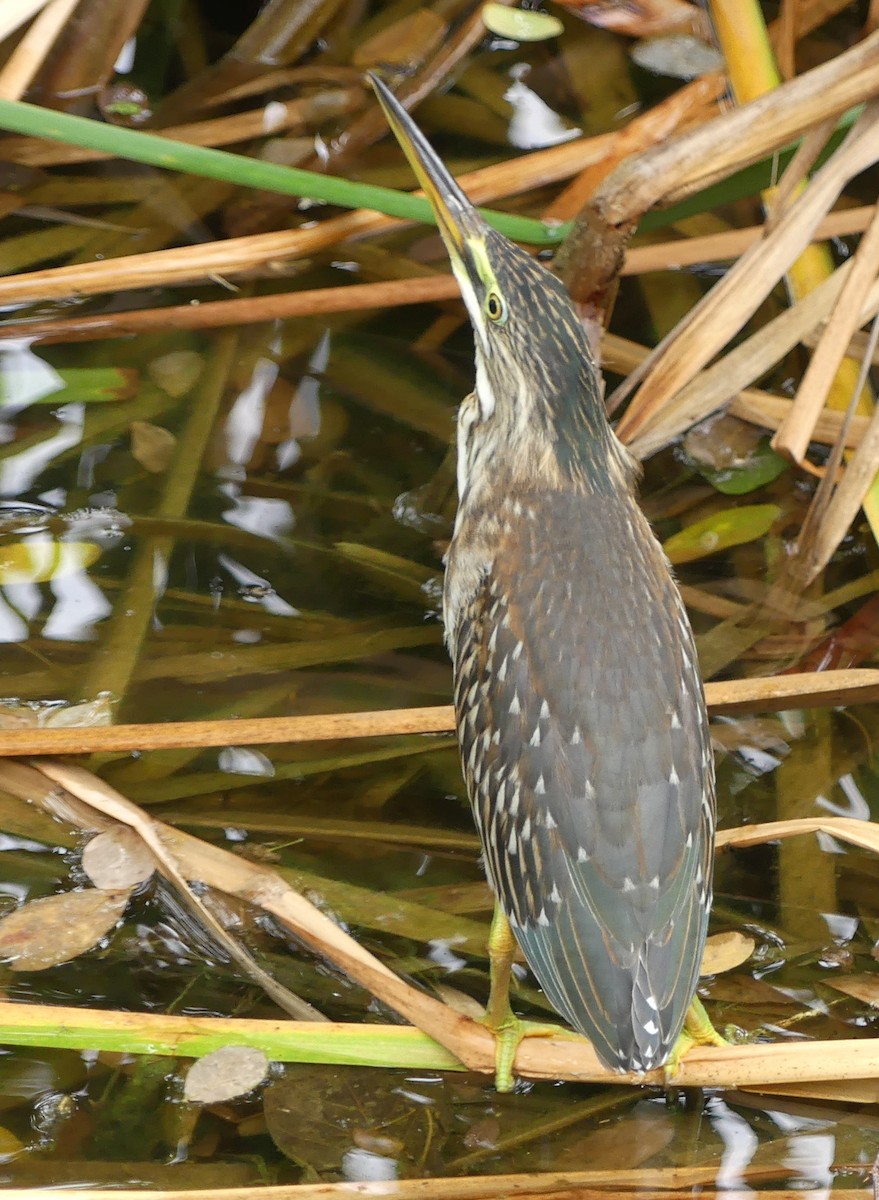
[447,489,715,1072]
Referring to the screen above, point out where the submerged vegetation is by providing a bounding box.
[0,0,879,1192]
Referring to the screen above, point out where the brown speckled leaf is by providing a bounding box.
[0,888,130,971]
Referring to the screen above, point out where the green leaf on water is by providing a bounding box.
[695,440,789,495]
[664,503,780,564]
[0,365,138,406]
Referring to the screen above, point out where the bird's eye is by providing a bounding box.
[485,290,507,324]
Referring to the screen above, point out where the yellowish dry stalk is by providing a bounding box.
[773,201,879,462]
[615,101,879,446]
[0,669,877,756]
[0,0,80,100]
[4,758,879,1097]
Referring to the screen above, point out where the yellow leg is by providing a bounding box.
[664,996,728,1082]
[480,905,570,1092]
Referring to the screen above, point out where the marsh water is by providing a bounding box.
[0,0,878,1190]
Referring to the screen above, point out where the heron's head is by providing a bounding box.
[369,74,632,501]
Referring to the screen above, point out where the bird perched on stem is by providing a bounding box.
[370,73,723,1090]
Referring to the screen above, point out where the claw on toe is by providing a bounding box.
[479,1009,566,1092]
[664,997,728,1082]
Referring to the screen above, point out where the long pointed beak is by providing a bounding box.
[368,72,485,266]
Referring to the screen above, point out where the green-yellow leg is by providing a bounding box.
[480,904,568,1092]
[664,996,728,1082]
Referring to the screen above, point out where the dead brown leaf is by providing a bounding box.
[0,888,130,971]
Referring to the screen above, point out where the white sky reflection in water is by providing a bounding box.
[0,404,84,497]
[216,552,298,617]
[0,340,65,412]
[707,1096,758,1192]
[225,356,279,469]
[504,75,580,149]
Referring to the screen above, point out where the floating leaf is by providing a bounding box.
[0,888,130,971]
[0,695,112,729]
[825,975,879,1008]
[0,540,101,584]
[693,441,789,495]
[631,35,724,80]
[700,931,755,975]
[82,828,156,891]
[663,504,780,564]
[184,1046,269,1104]
[147,350,203,398]
[130,420,177,473]
[0,365,138,406]
[482,4,563,41]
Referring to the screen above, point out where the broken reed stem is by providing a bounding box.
[18,756,879,1097]
[1,669,878,756]
[613,98,879,445]
[773,201,879,462]
[0,0,81,101]
[0,1157,832,1200]
[1,205,874,347]
[0,126,618,307]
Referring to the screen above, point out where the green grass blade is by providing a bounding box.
[0,98,562,246]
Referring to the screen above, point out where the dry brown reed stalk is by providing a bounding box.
[784,317,879,585]
[613,260,858,453]
[612,100,879,447]
[0,0,81,100]
[0,668,876,755]
[0,132,617,306]
[0,1165,843,1200]
[3,757,879,1098]
[555,26,879,306]
[0,276,463,343]
[773,201,879,462]
[603,328,873,451]
[542,71,724,222]
[2,207,874,349]
[320,0,517,167]
[4,30,878,312]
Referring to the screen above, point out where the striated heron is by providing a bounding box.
[370,74,723,1089]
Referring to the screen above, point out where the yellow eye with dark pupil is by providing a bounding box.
[486,292,505,322]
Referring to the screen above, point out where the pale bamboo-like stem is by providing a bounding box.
[0,0,52,42]
[0,670,877,756]
[1,205,875,347]
[615,100,879,444]
[13,758,879,1097]
[773,201,879,462]
[0,0,80,100]
[0,1162,841,1200]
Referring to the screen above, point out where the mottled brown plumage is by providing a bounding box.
[371,74,715,1075]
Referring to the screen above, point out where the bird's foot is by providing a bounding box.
[478,1007,572,1092]
[663,997,728,1083]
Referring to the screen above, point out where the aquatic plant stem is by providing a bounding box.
[76,330,239,708]
[0,97,560,246]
